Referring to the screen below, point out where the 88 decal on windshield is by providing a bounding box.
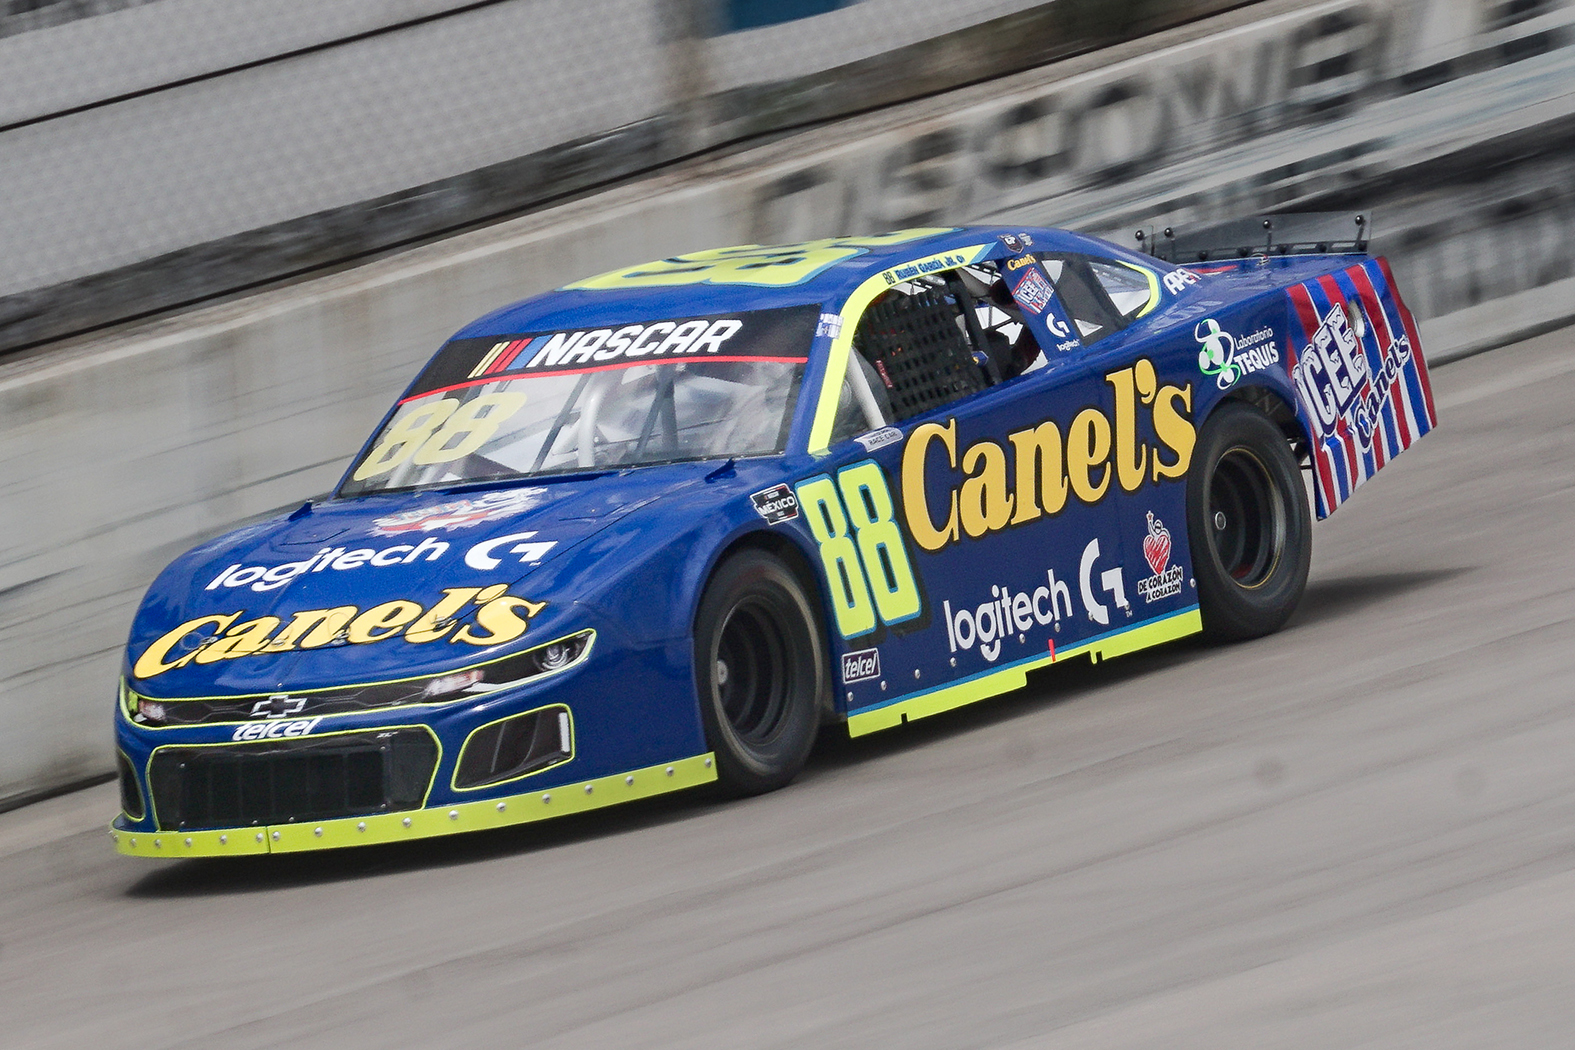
[794,462,922,639]
[353,393,527,480]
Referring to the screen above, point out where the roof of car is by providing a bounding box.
[449,225,1153,339]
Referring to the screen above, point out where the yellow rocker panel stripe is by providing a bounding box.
[847,608,1203,737]
[113,752,717,858]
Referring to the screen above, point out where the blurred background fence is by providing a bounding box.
[0,0,1251,353]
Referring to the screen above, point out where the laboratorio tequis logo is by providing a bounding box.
[1195,318,1280,389]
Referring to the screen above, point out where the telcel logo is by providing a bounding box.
[841,647,881,684]
[232,716,322,742]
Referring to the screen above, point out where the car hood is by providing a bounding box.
[126,473,695,697]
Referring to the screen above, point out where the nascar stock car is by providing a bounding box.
[113,220,1436,857]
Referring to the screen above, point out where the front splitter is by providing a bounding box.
[112,752,717,858]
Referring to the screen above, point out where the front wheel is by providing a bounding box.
[693,550,826,795]
[1186,402,1312,641]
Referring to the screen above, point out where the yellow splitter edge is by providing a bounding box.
[113,752,718,858]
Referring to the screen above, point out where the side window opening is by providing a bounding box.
[829,347,893,445]
[1089,261,1157,321]
[1037,254,1125,344]
[844,261,1044,426]
[854,282,987,421]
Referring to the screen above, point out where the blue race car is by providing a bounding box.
[113,223,1436,856]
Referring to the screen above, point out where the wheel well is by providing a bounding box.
[703,530,840,723]
[1217,385,1309,465]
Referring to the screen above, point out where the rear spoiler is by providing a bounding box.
[1134,212,1370,264]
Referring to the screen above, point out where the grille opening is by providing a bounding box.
[117,752,145,820]
[149,729,437,831]
[454,706,572,790]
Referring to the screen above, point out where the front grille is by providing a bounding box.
[148,729,437,830]
[454,705,572,789]
[117,752,145,820]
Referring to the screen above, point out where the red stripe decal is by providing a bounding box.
[1376,256,1438,426]
[401,355,810,404]
[488,339,529,375]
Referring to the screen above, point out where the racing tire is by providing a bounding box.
[1186,401,1312,642]
[694,549,826,796]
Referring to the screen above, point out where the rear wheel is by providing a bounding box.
[1186,402,1311,641]
[694,550,825,795]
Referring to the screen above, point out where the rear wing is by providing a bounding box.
[1134,213,1370,264]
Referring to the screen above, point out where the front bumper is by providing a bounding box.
[112,751,715,857]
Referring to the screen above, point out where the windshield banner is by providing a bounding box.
[404,305,820,402]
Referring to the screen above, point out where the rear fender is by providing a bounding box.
[1282,257,1438,518]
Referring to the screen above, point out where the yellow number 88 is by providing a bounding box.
[352,393,526,481]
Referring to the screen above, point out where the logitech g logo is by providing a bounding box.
[1078,538,1130,625]
[463,532,558,570]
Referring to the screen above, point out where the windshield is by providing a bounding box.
[339,305,819,496]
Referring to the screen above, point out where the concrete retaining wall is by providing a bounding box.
[3,0,1572,805]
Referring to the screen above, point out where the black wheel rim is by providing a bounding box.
[715,597,793,746]
[1207,447,1285,589]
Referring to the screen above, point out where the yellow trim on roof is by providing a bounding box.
[564,229,957,291]
[1118,261,1164,318]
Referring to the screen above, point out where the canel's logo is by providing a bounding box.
[132,587,547,679]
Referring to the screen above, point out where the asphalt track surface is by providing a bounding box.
[4,329,1575,1048]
